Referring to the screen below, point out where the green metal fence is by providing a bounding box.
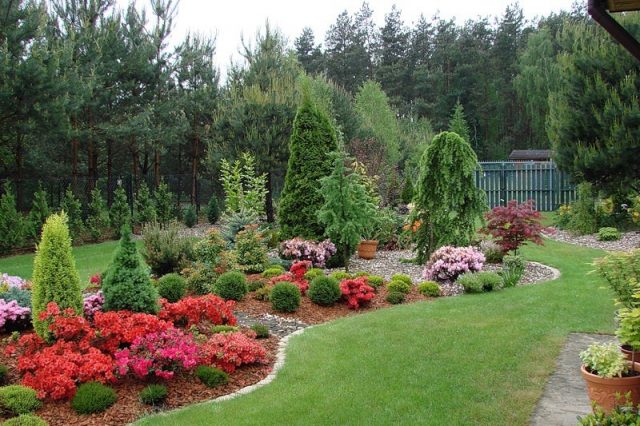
[475,161,576,211]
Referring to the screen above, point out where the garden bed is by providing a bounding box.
[544,228,640,252]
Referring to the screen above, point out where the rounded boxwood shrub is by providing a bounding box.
[140,384,167,405]
[262,266,285,279]
[386,291,405,304]
[0,385,41,415]
[390,274,412,286]
[214,271,248,301]
[211,325,239,334]
[598,227,621,241]
[329,271,351,282]
[418,281,441,297]
[2,414,48,426]
[367,275,384,289]
[308,276,341,306]
[157,273,186,303]
[71,382,117,414]
[196,366,229,388]
[270,282,301,313]
[304,268,324,281]
[387,280,411,294]
[250,323,270,338]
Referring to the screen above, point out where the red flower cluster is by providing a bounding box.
[269,261,311,295]
[340,277,375,310]
[89,273,102,286]
[199,331,267,373]
[159,295,237,328]
[481,199,548,253]
[93,311,172,354]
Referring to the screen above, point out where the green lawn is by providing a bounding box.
[137,239,614,426]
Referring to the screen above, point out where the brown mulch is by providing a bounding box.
[0,335,279,426]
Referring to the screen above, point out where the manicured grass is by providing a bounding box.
[137,239,614,426]
[0,240,141,283]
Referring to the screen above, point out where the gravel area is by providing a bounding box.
[544,228,640,252]
[235,311,309,337]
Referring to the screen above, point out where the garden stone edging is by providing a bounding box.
[131,326,312,424]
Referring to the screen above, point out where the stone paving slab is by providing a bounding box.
[531,333,616,426]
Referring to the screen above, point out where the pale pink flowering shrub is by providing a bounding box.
[115,328,200,380]
[83,291,104,320]
[279,238,337,268]
[0,273,28,290]
[0,299,30,329]
[422,246,485,283]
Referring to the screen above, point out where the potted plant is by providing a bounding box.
[580,342,640,413]
[358,211,382,260]
[618,307,640,363]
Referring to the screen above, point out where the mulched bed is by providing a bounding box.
[0,334,279,426]
[544,228,640,252]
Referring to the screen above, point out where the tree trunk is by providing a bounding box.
[154,150,160,187]
[14,135,24,210]
[266,171,274,222]
[71,137,79,193]
[131,140,139,189]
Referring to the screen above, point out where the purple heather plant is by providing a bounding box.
[0,299,31,329]
[83,291,104,320]
[279,238,337,268]
[422,246,485,283]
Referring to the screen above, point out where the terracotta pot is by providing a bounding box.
[621,345,640,362]
[581,362,640,413]
[357,240,379,260]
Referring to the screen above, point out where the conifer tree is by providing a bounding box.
[60,186,83,241]
[207,196,220,224]
[317,151,376,272]
[279,96,338,239]
[448,101,471,144]
[110,186,130,237]
[28,185,50,241]
[0,183,25,254]
[86,187,109,242]
[101,225,159,313]
[31,212,83,337]
[414,132,486,263]
[134,181,157,225]
[154,180,175,225]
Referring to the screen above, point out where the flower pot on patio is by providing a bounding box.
[581,362,640,413]
[621,344,640,362]
[357,240,378,260]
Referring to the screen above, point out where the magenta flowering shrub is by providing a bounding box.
[83,291,104,320]
[422,246,485,283]
[115,327,200,380]
[0,299,31,329]
[279,238,337,268]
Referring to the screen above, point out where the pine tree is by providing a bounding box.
[110,186,130,237]
[448,101,471,144]
[414,132,486,263]
[0,182,25,254]
[317,151,376,272]
[279,97,338,239]
[207,196,220,224]
[101,225,159,313]
[60,186,83,241]
[134,181,156,226]
[28,184,49,241]
[31,212,83,337]
[154,180,175,225]
[86,187,109,242]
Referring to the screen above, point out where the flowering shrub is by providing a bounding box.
[279,238,337,268]
[481,200,546,254]
[268,261,311,295]
[0,299,30,330]
[199,331,266,373]
[422,246,485,283]
[159,295,237,329]
[340,277,375,310]
[0,273,29,290]
[89,273,101,287]
[115,328,199,380]
[83,291,104,320]
[93,310,172,355]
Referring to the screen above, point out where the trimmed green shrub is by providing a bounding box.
[253,286,271,301]
[457,273,484,293]
[157,273,186,303]
[102,226,159,314]
[183,204,197,228]
[154,180,176,225]
[262,266,285,279]
[247,280,265,292]
[329,271,351,281]
[31,212,83,337]
[2,414,48,426]
[308,276,341,306]
[353,271,369,278]
[386,291,405,304]
[211,325,239,334]
[304,268,324,281]
[251,323,270,338]
[367,275,384,289]
[110,186,130,238]
[0,365,8,384]
[214,271,248,301]
[502,255,526,288]
[390,274,412,286]
[27,185,49,241]
[0,182,26,254]
[418,281,441,297]
[142,221,193,275]
[270,282,301,313]
[387,280,411,294]
[60,186,84,241]
[134,181,157,226]
[71,382,117,414]
[183,262,218,295]
[279,96,338,240]
[0,386,41,415]
[598,227,621,241]
[458,272,503,293]
[86,187,109,242]
[196,366,229,388]
[139,384,167,405]
[235,228,268,273]
[207,196,220,225]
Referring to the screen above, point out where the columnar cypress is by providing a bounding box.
[278,97,338,239]
[86,187,109,242]
[134,181,157,226]
[60,186,83,240]
[31,213,83,337]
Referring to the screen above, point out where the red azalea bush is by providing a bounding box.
[481,199,547,254]
[115,328,199,380]
[269,261,311,295]
[340,277,375,310]
[159,295,237,328]
[93,310,172,355]
[199,331,267,373]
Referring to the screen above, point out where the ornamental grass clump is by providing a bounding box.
[422,246,485,283]
[196,366,229,388]
[71,382,117,414]
[270,282,301,313]
[501,255,526,288]
[580,342,628,378]
[308,276,341,306]
[140,384,168,405]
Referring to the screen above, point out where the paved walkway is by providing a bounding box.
[531,333,616,426]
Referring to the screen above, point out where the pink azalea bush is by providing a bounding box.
[115,328,200,380]
[199,331,267,373]
[422,246,485,283]
[0,299,30,329]
[279,238,337,268]
[83,291,104,320]
[0,273,28,290]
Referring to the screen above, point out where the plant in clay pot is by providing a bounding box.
[618,306,640,363]
[579,342,640,413]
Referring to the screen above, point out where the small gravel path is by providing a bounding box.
[235,311,309,338]
[544,229,640,252]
